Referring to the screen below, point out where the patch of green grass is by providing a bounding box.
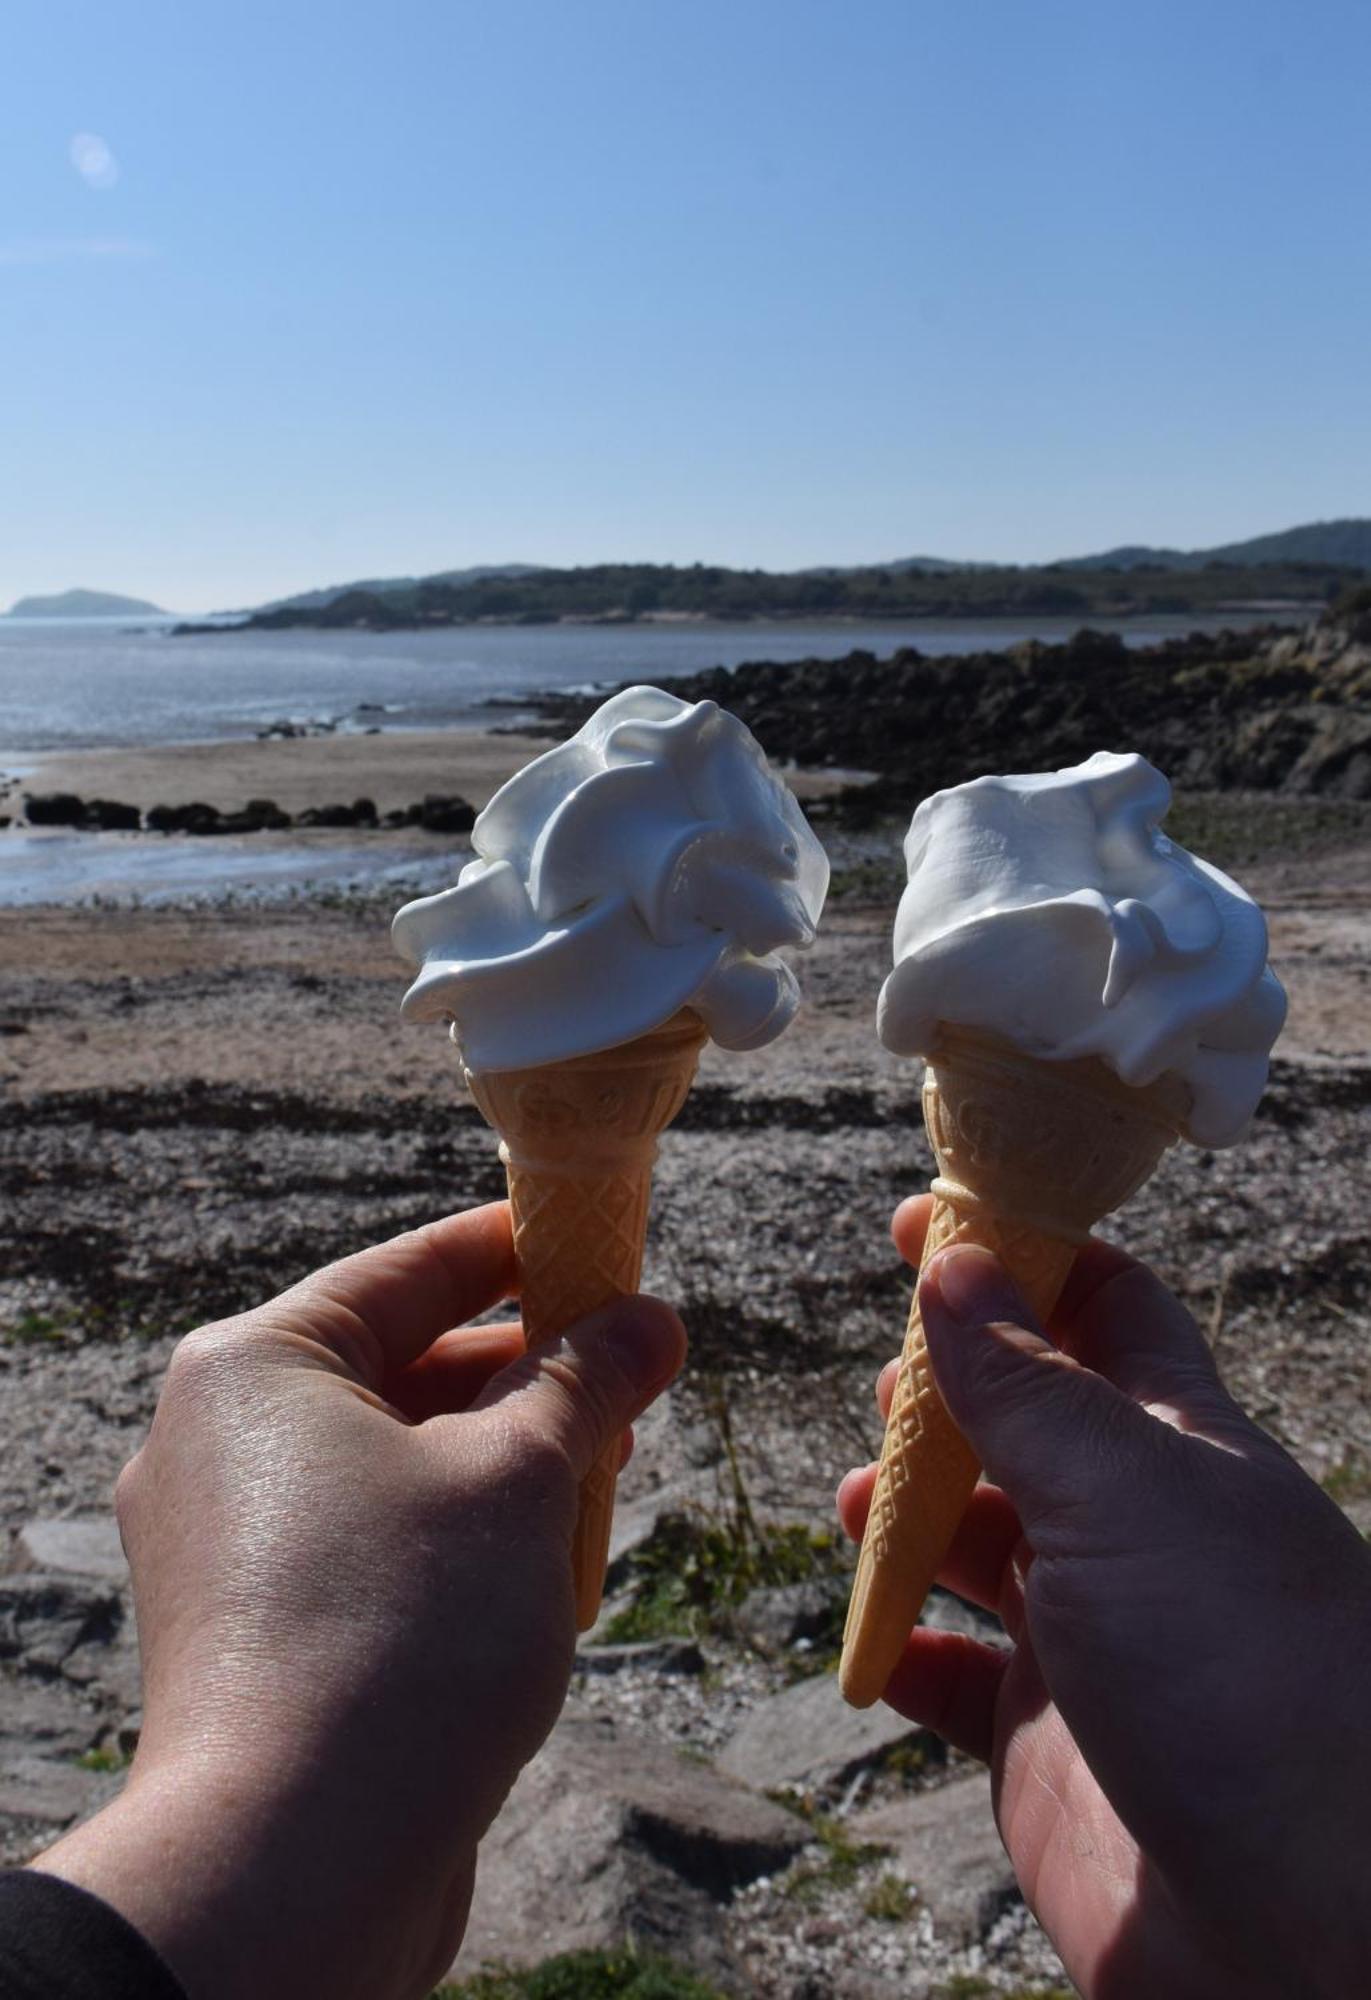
[430,1946,728,1999]
[779,1807,890,1905]
[76,1745,130,1773]
[863,1872,917,1922]
[1321,1455,1371,1505]
[823,853,906,906]
[603,1510,847,1645]
[1,1309,70,1347]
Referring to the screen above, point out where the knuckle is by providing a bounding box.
[162,1320,243,1406]
[480,1408,574,1499]
[113,1452,143,1532]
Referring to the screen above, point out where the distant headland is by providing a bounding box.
[175,518,1371,635]
[6,588,166,619]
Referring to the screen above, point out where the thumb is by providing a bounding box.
[922,1244,1180,1549]
[473,1295,687,1482]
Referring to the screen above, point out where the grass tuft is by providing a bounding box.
[430,1945,728,1999]
[602,1509,846,1646]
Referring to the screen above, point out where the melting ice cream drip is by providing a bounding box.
[393,686,829,1073]
[878,751,1286,1147]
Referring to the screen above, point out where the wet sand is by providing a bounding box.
[11,728,553,818]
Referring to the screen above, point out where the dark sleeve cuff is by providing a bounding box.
[0,1870,187,1998]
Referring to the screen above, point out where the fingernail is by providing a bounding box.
[931,1244,1018,1326]
[601,1303,683,1393]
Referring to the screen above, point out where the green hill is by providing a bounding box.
[1061,518,1371,573]
[7,587,165,618]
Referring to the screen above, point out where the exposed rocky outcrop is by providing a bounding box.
[530,604,1371,807]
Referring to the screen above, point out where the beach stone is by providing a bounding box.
[146,801,221,835]
[575,1640,705,1677]
[417,793,476,833]
[17,1517,129,1586]
[718,1671,924,1794]
[0,1755,117,1828]
[22,793,87,827]
[919,1585,1004,1644]
[851,1772,1019,1944]
[452,1706,804,1983]
[0,1675,103,1762]
[298,801,367,827]
[0,1574,122,1675]
[735,1579,840,1652]
[84,799,141,831]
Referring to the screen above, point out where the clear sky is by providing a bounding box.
[2,0,1369,611]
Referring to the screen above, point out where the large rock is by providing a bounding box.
[719,1671,925,1795]
[0,1755,119,1828]
[22,792,87,827]
[452,1707,805,1984]
[851,1772,1019,1945]
[17,1517,129,1586]
[0,1575,122,1676]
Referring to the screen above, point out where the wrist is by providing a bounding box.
[37,1750,475,2000]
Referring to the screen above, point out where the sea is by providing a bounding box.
[0,608,1309,761]
[0,608,1310,906]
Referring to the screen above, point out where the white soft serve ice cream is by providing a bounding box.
[877,750,1285,1147]
[393,685,830,1072]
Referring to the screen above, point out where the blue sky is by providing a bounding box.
[2,0,1369,611]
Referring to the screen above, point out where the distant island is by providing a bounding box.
[7,588,165,618]
[171,517,1371,635]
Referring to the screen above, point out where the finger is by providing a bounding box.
[1051,1241,1240,1431]
[881,1628,1008,1763]
[922,1244,1185,1550]
[268,1203,517,1383]
[936,1484,1024,1617]
[890,1193,935,1270]
[837,1462,877,1544]
[385,1321,525,1423]
[876,1356,900,1419]
[838,1467,1023,1621]
[472,1295,687,1484]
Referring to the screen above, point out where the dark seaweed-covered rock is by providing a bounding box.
[22,794,88,828]
[145,802,222,835]
[84,800,141,832]
[415,794,476,833]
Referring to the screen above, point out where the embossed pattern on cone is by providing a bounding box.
[465,1011,706,1630]
[840,1029,1183,1709]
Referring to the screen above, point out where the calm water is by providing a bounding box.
[0,609,1307,761]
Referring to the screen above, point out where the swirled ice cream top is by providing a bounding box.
[393,686,830,1073]
[877,751,1285,1147]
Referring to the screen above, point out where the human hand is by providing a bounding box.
[37,1202,685,2000]
[839,1197,1371,2000]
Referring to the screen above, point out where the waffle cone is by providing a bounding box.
[464,1010,706,1630]
[839,1028,1184,1708]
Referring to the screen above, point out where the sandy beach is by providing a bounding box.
[6,724,862,826]
[9,727,555,818]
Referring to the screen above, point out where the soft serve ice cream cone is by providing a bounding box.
[393,686,829,1629]
[840,751,1286,1707]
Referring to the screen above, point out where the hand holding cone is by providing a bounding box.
[839,1029,1184,1708]
[465,1012,707,1629]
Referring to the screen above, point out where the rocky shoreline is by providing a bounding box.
[522,597,1371,813]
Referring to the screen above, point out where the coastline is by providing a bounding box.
[9,727,553,818]
[0,724,869,907]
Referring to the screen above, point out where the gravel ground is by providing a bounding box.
[1,819,1368,1994]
